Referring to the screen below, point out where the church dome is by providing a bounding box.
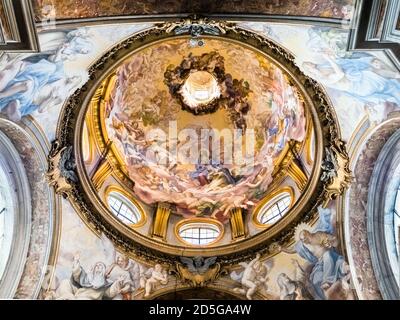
[55,22,343,262]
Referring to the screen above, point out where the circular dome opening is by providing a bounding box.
[179,71,221,109]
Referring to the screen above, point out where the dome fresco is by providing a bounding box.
[102,38,308,222]
[76,24,333,258]
[1,1,400,302]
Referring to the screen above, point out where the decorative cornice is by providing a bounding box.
[348,0,400,70]
[321,140,353,207]
[173,261,226,288]
[159,16,228,36]
[47,141,77,197]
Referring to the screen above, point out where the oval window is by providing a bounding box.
[257,192,292,225]
[107,191,142,225]
[178,222,221,246]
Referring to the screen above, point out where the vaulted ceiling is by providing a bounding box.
[0,0,399,301]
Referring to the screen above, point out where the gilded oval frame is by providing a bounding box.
[50,20,348,265]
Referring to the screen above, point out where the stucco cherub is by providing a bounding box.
[142,264,169,298]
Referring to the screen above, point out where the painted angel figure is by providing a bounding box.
[40,28,94,63]
[279,207,350,300]
[50,234,146,300]
[99,234,146,300]
[277,259,312,300]
[0,54,65,120]
[141,264,169,298]
[230,253,271,300]
[105,254,146,300]
[55,254,125,300]
[0,28,92,121]
[302,54,400,109]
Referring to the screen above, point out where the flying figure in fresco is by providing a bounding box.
[277,259,313,300]
[230,254,272,300]
[0,29,93,121]
[302,54,400,105]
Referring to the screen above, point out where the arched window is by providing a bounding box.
[0,164,13,280]
[394,186,400,257]
[367,130,400,299]
[0,130,31,298]
[257,192,292,225]
[177,221,222,246]
[107,191,142,225]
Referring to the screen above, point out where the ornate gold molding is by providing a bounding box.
[305,121,315,165]
[159,16,229,36]
[91,160,112,190]
[230,208,246,241]
[321,140,353,207]
[47,141,76,198]
[174,262,224,288]
[287,157,308,191]
[151,203,172,241]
